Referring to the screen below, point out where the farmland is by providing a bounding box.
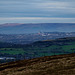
[0,37,75,61]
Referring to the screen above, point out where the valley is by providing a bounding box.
[0,32,75,44]
[0,37,75,64]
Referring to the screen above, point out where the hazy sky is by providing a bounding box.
[0,0,75,24]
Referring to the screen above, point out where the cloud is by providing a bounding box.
[0,0,75,23]
[0,17,75,20]
[0,17,75,24]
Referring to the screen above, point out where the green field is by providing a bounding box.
[0,42,75,57]
[0,48,25,55]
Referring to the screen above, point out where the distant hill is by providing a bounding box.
[32,37,75,47]
[0,23,75,34]
[0,53,75,75]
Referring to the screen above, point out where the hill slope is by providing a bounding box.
[0,53,75,75]
[0,23,75,34]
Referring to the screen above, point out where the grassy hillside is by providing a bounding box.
[0,53,75,75]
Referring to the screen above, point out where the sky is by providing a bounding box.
[0,0,75,24]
